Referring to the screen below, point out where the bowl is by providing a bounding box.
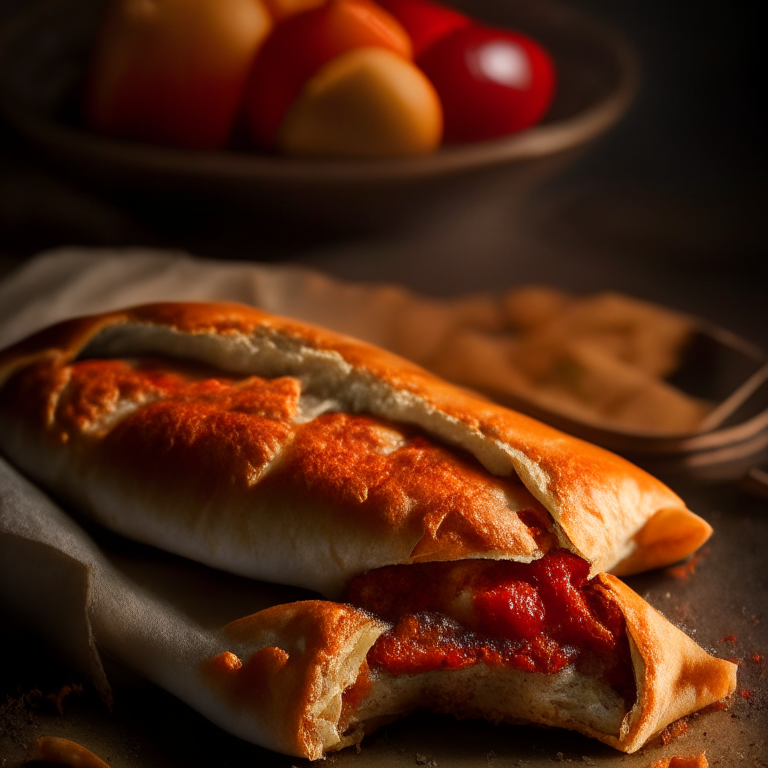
[0,0,638,235]
[487,318,768,480]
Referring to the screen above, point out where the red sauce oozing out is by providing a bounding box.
[346,551,634,699]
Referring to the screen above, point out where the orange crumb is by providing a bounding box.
[666,549,709,580]
[210,651,243,672]
[648,753,708,768]
[720,634,737,644]
[27,736,110,768]
[45,684,83,716]
[659,719,690,745]
[740,689,752,699]
[751,652,764,665]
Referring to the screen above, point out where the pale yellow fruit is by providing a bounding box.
[278,47,443,158]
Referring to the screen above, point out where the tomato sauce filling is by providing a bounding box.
[345,551,635,702]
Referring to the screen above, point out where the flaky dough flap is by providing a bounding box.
[595,574,737,752]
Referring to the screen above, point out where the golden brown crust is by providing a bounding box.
[26,737,111,768]
[198,601,387,759]
[0,354,552,596]
[0,303,734,760]
[0,301,710,595]
[593,574,737,752]
[648,755,709,768]
[191,577,735,758]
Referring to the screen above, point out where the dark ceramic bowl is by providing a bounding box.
[0,0,638,234]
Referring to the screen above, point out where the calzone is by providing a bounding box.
[0,301,712,593]
[0,302,736,757]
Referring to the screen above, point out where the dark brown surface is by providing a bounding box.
[1,477,767,766]
[1,0,766,764]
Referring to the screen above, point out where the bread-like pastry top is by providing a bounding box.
[0,302,711,595]
[199,600,385,759]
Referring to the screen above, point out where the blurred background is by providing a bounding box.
[1,3,767,765]
[0,0,765,326]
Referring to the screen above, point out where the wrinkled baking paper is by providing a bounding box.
[0,246,701,710]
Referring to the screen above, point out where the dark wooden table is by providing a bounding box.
[1,1,766,766]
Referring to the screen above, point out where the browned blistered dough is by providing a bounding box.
[192,575,735,759]
[648,754,709,768]
[0,303,735,760]
[26,736,111,768]
[196,601,386,759]
[0,302,711,597]
[589,575,734,753]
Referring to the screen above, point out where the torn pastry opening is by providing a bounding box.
[336,550,636,748]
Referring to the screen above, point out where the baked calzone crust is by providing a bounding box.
[187,569,735,759]
[0,302,711,596]
[0,302,735,758]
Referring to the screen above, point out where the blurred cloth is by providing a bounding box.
[0,246,505,361]
[0,246,705,434]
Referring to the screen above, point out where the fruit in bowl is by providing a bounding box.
[83,0,557,157]
[240,0,443,157]
[83,0,274,150]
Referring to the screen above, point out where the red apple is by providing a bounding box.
[374,0,470,57]
[418,24,556,143]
